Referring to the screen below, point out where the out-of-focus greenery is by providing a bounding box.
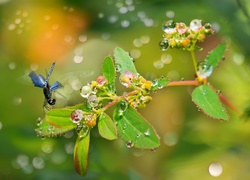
[1,0,250,179]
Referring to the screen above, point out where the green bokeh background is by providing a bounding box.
[1,0,250,179]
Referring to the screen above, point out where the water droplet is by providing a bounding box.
[150,148,157,152]
[197,61,213,78]
[202,89,207,95]
[208,162,223,177]
[136,133,142,139]
[190,19,202,32]
[32,157,45,169]
[176,22,187,34]
[115,63,122,72]
[78,126,89,138]
[80,86,92,98]
[144,129,150,136]
[162,20,176,34]
[123,124,127,130]
[70,109,83,123]
[126,140,134,148]
[117,100,128,113]
[88,95,99,108]
[159,39,169,51]
[164,132,178,146]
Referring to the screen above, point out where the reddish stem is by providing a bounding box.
[167,80,199,86]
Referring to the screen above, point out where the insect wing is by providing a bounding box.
[50,81,63,91]
[29,71,46,88]
[46,62,56,82]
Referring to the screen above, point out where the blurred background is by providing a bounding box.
[1,0,250,179]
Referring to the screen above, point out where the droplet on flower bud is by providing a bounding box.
[162,20,176,34]
[80,86,92,98]
[159,39,169,51]
[190,19,202,32]
[70,109,83,123]
[196,61,213,79]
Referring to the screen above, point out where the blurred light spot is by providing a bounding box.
[13,97,22,105]
[133,38,142,47]
[116,2,124,8]
[143,18,154,27]
[65,142,74,154]
[125,0,133,5]
[161,54,172,64]
[208,162,223,177]
[140,35,150,44]
[233,53,244,65]
[131,148,145,157]
[119,7,128,14]
[44,15,51,21]
[8,62,16,70]
[0,121,2,130]
[137,11,146,19]
[64,35,75,45]
[16,29,23,34]
[212,22,220,32]
[22,164,33,174]
[64,131,74,138]
[164,132,178,146]
[167,70,179,81]
[130,49,141,59]
[15,18,22,24]
[98,12,104,18]
[79,34,88,42]
[30,63,38,71]
[166,10,175,18]
[145,73,157,80]
[0,0,10,4]
[74,47,83,55]
[121,20,130,28]
[41,141,54,154]
[74,55,84,63]
[15,154,29,168]
[108,15,119,23]
[32,157,45,169]
[153,60,164,69]
[128,5,135,11]
[22,11,28,17]
[70,79,82,90]
[8,23,16,31]
[101,32,111,40]
[51,150,66,164]
[52,24,59,31]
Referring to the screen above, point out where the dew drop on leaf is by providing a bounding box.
[78,126,89,138]
[126,140,134,148]
[80,86,92,98]
[70,109,83,123]
[117,100,128,113]
[144,129,150,136]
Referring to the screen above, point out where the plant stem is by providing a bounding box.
[167,80,199,87]
[190,50,197,73]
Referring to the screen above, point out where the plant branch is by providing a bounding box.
[167,80,199,87]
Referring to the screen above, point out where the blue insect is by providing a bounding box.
[29,62,63,110]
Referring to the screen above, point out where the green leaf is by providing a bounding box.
[151,77,169,91]
[98,113,117,140]
[102,56,116,84]
[113,105,160,149]
[192,85,228,120]
[35,118,74,137]
[114,47,137,77]
[74,131,90,176]
[206,43,226,68]
[46,104,89,128]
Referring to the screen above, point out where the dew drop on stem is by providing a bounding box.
[126,140,134,148]
[159,39,169,51]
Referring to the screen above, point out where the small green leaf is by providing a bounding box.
[98,113,117,140]
[46,104,89,128]
[74,132,90,176]
[206,43,226,68]
[192,85,228,120]
[114,47,137,77]
[113,105,160,149]
[102,56,116,84]
[35,118,74,137]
